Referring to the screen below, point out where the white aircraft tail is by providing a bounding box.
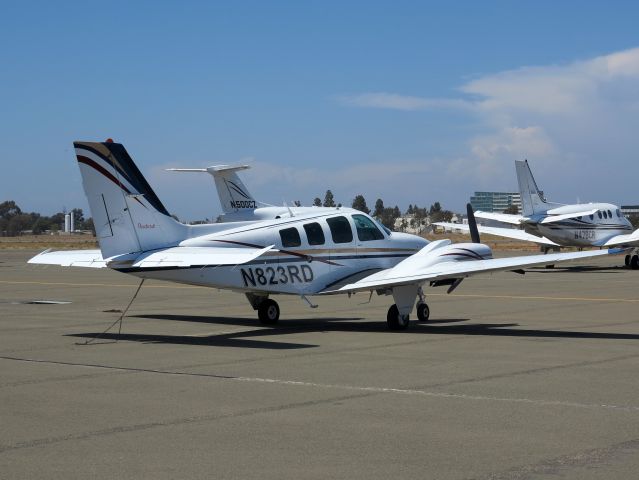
[209,165,257,214]
[515,160,561,216]
[167,165,257,215]
[75,141,187,258]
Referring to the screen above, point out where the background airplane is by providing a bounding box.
[436,160,639,268]
[166,164,337,222]
[29,141,621,330]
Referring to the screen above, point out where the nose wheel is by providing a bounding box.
[387,304,410,330]
[416,302,430,322]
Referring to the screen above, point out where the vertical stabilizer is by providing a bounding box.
[208,165,257,214]
[515,160,550,216]
[74,141,186,258]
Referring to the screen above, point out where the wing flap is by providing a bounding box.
[338,249,616,293]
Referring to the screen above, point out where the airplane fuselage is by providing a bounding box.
[524,203,633,247]
[115,210,429,295]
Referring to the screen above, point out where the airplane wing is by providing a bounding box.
[28,249,107,268]
[28,246,275,269]
[434,222,559,246]
[539,209,598,224]
[337,248,620,293]
[474,211,524,224]
[599,229,639,248]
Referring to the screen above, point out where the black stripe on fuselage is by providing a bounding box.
[113,252,413,273]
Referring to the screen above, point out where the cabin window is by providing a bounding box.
[326,216,353,243]
[279,227,301,248]
[352,214,385,241]
[597,211,602,219]
[607,210,612,218]
[303,222,325,245]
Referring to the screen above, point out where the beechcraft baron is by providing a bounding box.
[436,160,639,268]
[166,164,336,222]
[28,141,623,330]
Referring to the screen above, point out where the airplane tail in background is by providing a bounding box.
[515,160,561,216]
[74,141,187,258]
[167,165,257,215]
[210,165,257,214]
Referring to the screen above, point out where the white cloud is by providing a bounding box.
[336,47,639,204]
[336,92,470,111]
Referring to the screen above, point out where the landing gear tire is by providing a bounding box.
[387,304,410,330]
[631,255,639,270]
[416,303,430,322]
[625,255,631,267]
[258,299,280,325]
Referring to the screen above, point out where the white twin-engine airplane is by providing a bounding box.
[436,160,639,269]
[166,164,336,222]
[28,141,623,330]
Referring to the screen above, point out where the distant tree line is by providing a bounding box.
[308,191,454,231]
[0,200,94,236]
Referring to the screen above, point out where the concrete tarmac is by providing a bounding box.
[1,249,639,479]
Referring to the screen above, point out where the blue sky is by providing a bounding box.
[2,1,639,221]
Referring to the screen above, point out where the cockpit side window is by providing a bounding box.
[326,216,353,244]
[597,211,602,219]
[352,214,385,241]
[279,227,301,247]
[589,214,594,220]
[303,222,325,245]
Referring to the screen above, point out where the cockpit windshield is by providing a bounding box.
[373,217,391,236]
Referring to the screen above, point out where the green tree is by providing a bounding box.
[351,194,370,214]
[0,200,22,220]
[373,199,384,217]
[313,197,322,207]
[323,190,336,207]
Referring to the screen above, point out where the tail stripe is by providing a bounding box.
[74,142,170,216]
[227,180,251,199]
[77,155,133,195]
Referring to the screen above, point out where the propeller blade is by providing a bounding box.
[466,203,481,244]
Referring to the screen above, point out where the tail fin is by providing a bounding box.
[515,160,555,216]
[209,165,257,214]
[75,141,186,258]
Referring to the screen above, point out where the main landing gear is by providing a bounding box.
[386,286,430,330]
[625,250,639,270]
[246,293,280,325]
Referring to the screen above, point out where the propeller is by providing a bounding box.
[466,203,480,244]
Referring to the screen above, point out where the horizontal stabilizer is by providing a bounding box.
[130,245,275,268]
[474,211,524,225]
[28,249,107,268]
[435,222,559,246]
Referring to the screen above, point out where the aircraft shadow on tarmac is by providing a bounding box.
[66,315,639,349]
[526,265,627,274]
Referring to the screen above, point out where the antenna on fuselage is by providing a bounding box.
[466,203,480,244]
